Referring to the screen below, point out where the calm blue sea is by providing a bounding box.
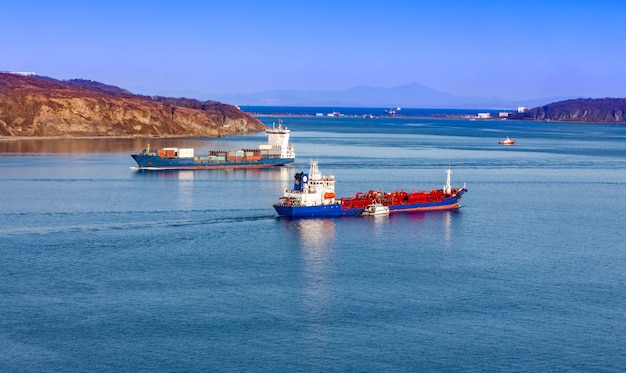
[1,114,625,372]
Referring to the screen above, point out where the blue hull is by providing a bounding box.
[273,204,363,218]
[131,154,294,170]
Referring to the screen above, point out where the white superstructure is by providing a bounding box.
[280,160,336,207]
[265,120,295,159]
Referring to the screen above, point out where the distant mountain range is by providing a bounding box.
[206,83,571,110]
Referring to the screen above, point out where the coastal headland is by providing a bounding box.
[0,73,265,138]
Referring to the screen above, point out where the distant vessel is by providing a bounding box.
[131,121,295,170]
[384,107,401,116]
[499,136,515,145]
[273,161,467,218]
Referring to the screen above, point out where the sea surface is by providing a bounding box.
[1,114,625,372]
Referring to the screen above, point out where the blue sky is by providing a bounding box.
[3,0,625,101]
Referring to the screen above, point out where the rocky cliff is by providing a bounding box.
[514,98,626,124]
[0,73,266,137]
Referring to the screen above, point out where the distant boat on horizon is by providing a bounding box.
[384,107,401,115]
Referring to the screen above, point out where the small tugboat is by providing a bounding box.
[362,203,390,216]
[273,161,467,218]
[131,121,295,170]
[499,136,515,145]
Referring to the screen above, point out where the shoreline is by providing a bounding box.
[253,113,625,124]
[251,112,479,119]
[0,132,255,141]
[0,135,216,141]
[1,114,621,142]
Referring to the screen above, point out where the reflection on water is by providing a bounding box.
[0,138,238,154]
[130,166,293,181]
[364,213,389,237]
[270,165,293,182]
[177,171,195,210]
[386,210,457,250]
[442,210,453,249]
[294,218,336,259]
[290,219,336,350]
[177,171,194,180]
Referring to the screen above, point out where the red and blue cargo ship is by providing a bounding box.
[273,160,467,218]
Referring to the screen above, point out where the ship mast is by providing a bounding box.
[444,167,452,194]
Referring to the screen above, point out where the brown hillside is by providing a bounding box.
[0,73,266,137]
[513,98,626,124]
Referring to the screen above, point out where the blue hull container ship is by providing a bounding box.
[274,161,467,218]
[131,121,295,170]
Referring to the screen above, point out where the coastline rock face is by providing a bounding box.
[515,98,626,124]
[0,73,266,137]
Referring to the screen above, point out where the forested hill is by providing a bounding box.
[514,98,626,124]
[0,73,266,137]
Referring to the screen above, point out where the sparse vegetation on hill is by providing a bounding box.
[514,98,626,124]
[0,73,266,137]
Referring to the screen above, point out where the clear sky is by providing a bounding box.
[3,0,626,101]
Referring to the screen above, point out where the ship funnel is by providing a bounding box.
[293,172,308,191]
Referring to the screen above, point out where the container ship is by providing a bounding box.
[273,161,467,218]
[131,121,295,170]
